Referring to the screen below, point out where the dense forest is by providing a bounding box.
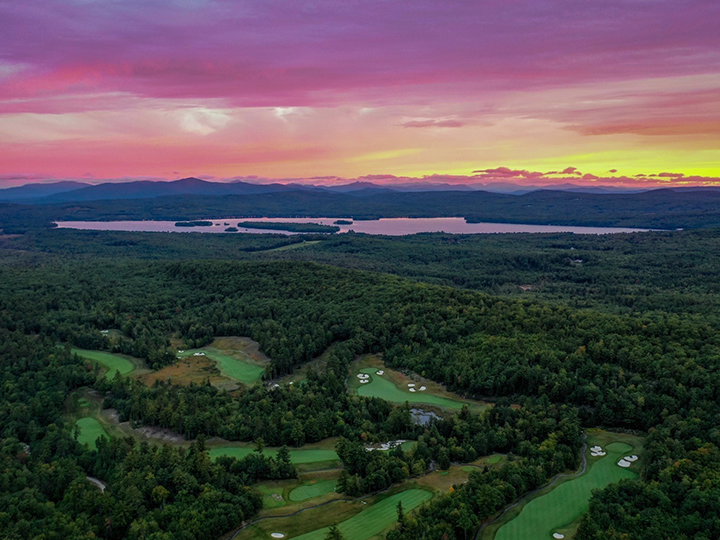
[3,225,720,538]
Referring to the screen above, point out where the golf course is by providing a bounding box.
[491,436,641,540]
[177,340,267,384]
[289,480,338,502]
[208,445,339,465]
[354,367,475,411]
[72,348,138,379]
[76,417,109,451]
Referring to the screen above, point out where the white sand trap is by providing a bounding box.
[408,383,416,387]
[553,534,565,539]
[419,386,427,391]
[377,370,384,375]
[591,452,599,457]
[625,455,638,462]
[597,451,606,456]
[617,459,631,468]
[409,388,416,392]
[357,374,365,378]
[178,350,184,353]
[591,446,602,452]
[360,380,369,384]
[271,534,285,539]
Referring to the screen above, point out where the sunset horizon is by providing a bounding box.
[1,0,718,188]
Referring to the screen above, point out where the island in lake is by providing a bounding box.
[237,221,340,233]
[334,219,353,225]
[175,220,213,227]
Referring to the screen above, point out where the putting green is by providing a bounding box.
[76,417,109,451]
[209,446,339,464]
[494,443,638,540]
[289,480,337,502]
[292,489,432,540]
[356,368,464,410]
[179,348,265,384]
[72,348,136,379]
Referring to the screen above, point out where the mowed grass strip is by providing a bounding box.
[494,443,638,540]
[289,480,337,502]
[356,368,464,410]
[208,446,339,464]
[72,348,136,379]
[76,417,109,451]
[292,489,432,540]
[179,349,265,384]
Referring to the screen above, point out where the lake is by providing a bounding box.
[56,217,651,236]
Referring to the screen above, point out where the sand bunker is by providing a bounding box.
[409,388,416,392]
[419,386,426,391]
[357,373,369,379]
[625,455,639,462]
[270,534,285,539]
[360,380,369,384]
[376,370,384,375]
[553,534,565,539]
[591,445,602,452]
[617,459,631,468]
[408,383,416,387]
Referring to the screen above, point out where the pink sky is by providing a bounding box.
[1,0,719,187]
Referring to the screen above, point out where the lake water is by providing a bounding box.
[56,217,651,236]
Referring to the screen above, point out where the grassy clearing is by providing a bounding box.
[289,479,338,502]
[489,431,642,540]
[177,337,268,385]
[209,441,339,465]
[138,354,230,388]
[292,489,432,540]
[72,348,137,379]
[76,417,109,451]
[263,240,322,253]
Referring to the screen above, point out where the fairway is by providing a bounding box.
[76,417,109,451]
[493,441,639,540]
[356,368,466,410]
[292,489,432,540]
[289,480,337,502]
[209,446,339,464]
[179,347,265,384]
[72,348,136,379]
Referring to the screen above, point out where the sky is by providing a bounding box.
[1,0,719,188]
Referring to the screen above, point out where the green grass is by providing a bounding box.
[208,446,339,464]
[292,489,432,540]
[289,480,337,502]
[258,485,288,509]
[493,440,639,540]
[72,348,136,379]
[179,348,265,384]
[356,368,466,410]
[487,454,502,464]
[76,417,109,451]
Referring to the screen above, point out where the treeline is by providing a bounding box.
[336,399,581,499]
[103,369,417,445]
[6,186,720,229]
[8,227,720,317]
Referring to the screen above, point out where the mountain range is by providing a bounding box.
[0,177,656,204]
